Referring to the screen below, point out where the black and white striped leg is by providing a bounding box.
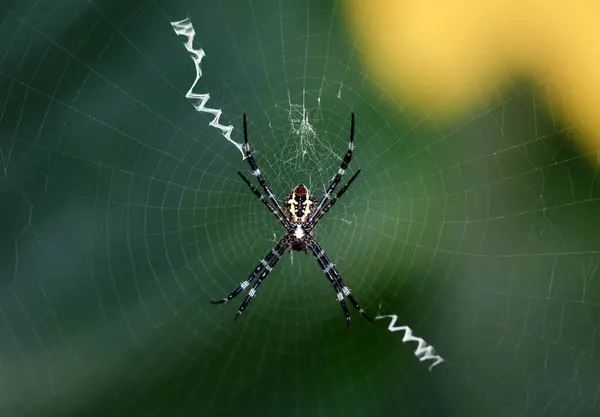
[238,171,292,232]
[242,114,288,222]
[307,169,361,232]
[309,112,355,223]
[307,236,373,323]
[306,241,352,326]
[234,237,290,321]
[210,236,289,305]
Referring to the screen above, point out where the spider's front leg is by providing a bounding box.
[242,114,290,227]
[239,171,292,232]
[308,112,355,226]
[307,170,361,232]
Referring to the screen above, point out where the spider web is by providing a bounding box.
[1,1,600,417]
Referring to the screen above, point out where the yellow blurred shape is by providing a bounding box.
[344,0,600,153]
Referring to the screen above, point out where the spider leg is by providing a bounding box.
[309,112,355,224]
[238,171,292,231]
[234,236,291,321]
[210,235,290,304]
[242,114,289,225]
[307,235,373,324]
[307,169,361,232]
[306,240,352,326]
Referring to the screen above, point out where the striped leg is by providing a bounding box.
[234,236,291,320]
[309,112,355,224]
[307,169,361,232]
[210,236,290,304]
[307,235,373,324]
[238,171,292,231]
[242,114,288,222]
[306,240,352,326]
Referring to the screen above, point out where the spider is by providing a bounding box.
[210,112,372,326]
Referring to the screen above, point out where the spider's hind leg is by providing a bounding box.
[210,235,290,305]
[233,239,290,320]
[305,241,353,327]
[307,236,373,325]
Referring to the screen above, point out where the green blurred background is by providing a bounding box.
[1,0,600,416]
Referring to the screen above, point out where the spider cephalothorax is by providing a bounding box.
[211,113,372,327]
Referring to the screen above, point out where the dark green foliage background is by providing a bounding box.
[1,1,600,416]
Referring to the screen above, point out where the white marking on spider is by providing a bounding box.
[249,288,257,298]
[240,281,249,289]
[349,142,355,151]
[324,264,333,273]
[253,168,261,176]
[342,286,351,295]
[317,249,325,258]
[336,292,344,302]
[338,167,345,175]
[260,259,268,267]
[293,225,305,239]
[265,264,273,272]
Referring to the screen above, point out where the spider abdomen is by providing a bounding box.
[284,184,318,223]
